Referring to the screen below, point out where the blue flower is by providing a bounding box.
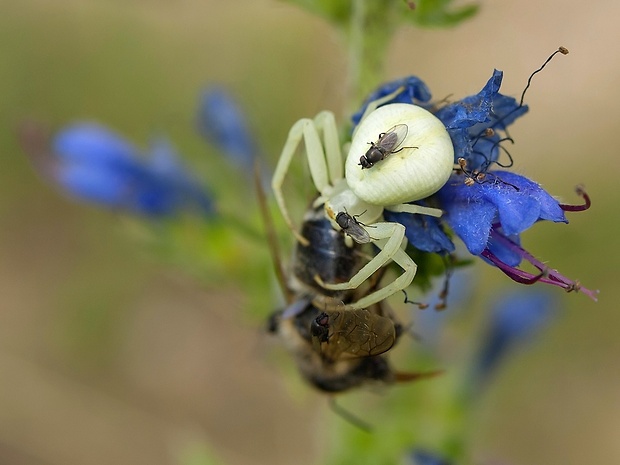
[52,123,215,217]
[197,86,258,168]
[436,171,566,258]
[434,70,528,171]
[352,76,433,126]
[414,269,474,346]
[384,207,454,254]
[471,289,557,387]
[409,449,453,465]
[355,71,596,299]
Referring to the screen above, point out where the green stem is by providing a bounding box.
[344,0,399,114]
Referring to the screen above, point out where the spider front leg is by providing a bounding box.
[352,86,407,139]
[314,222,417,310]
[272,112,344,245]
[385,203,443,218]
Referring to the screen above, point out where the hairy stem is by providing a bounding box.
[344,0,399,113]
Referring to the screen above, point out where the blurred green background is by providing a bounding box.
[1,0,618,464]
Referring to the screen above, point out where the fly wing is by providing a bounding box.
[345,222,371,244]
[381,124,409,152]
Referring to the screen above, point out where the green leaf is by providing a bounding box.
[402,0,479,28]
[283,0,352,25]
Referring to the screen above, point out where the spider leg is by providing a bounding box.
[353,86,406,138]
[314,222,417,310]
[385,203,443,218]
[272,113,341,244]
[313,111,343,184]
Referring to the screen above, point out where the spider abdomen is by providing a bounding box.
[346,104,454,205]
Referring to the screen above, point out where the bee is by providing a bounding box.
[257,188,438,394]
[269,298,436,395]
[290,206,366,299]
[310,308,397,361]
[256,166,440,418]
[359,123,417,169]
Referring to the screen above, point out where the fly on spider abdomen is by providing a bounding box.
[359,123,416,169]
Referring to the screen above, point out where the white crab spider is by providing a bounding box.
[272,95,454,310]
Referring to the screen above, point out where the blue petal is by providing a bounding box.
[434,70,529,171]
[411,449,452,465]
[436,178,497,255]
[473,289,557,383]
[132,178,180,216]
[435,69,503,131]
[438,172,568,256]
[414,269,473,349]
[197,87,257,168]
[147,138,216,216]
[58,163,178,217]
[466,132,502,171]
[384,209,455,254]
[498,171,567,223]
[490,93,529,130]
[487,230,522,266]
[51,123,216,218]
[53,123,138,166]
[351,76,432,126]
[480,182,541,235]
[148,137,182,173]
[56,164,130,206]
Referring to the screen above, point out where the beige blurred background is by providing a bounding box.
[1,0,618,464]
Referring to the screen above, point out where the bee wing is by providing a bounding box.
[356,313,397,356]
[281,296,312,319]
[320,310,396,361]
[382,123,409,152]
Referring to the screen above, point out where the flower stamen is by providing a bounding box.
[457,157,519,190]
[519,46,569,107]
[560,185,591,212]
[488,229,598,301]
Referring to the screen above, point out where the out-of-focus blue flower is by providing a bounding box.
[471,289,557,386]
[354,71,596,299]
[414,269,474,348]
[197,86,258,168]
[52,123,215,217]
[409,449,453,465]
